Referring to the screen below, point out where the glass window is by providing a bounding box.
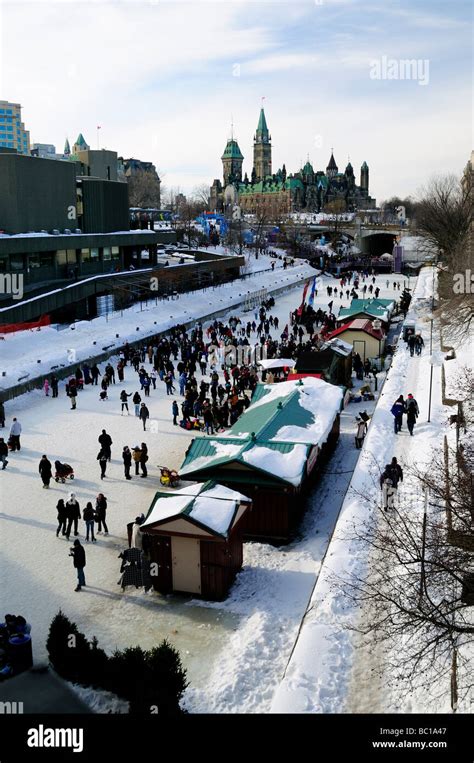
[90,248,99,259]
[81,248,90,261]
[103,247,111,261]
[111,246,120,260]
[57,250,67,265]
[10,254,24,271]
[67,249,77,263]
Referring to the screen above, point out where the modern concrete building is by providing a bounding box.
[31,143,63,160]
[0,101,30,155]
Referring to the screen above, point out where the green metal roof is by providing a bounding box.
[75,133,88,148]
[302,161,314,174]
[221,139,244,161]
[238,176,303,195]
[256,108,269,139]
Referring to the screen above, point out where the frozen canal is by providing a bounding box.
[0,272,408,710]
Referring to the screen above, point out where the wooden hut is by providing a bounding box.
[336,298,395,330]
[180,377,343,543]
[138,481,251,601]
[294,338,353,387]
[325,319,386,361]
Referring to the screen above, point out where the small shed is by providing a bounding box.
[180,377,343,542]
[326,318,386,361]
[138,481,251,601]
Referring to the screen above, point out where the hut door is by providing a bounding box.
[151,536,172,593]
[171,537,201,594]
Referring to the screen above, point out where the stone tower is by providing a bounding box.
[360,161,369,194]
[221,137,244,186]
[253,108,272,181]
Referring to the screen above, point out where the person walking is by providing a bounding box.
[203,406,214,435]
[0,437,8,470]
[9,418,21,451]
[43,379,50,396]
[0,401,5,428]
[83,502,97,542]
[407,333,416,357]
[69,384,77,410]
[355,417,367,449]
[50,375,59,398]
[56,499,67,537]
[172,400,179,426]
[414,333,424,356]
[132,446,142,476]
[69,539,86,592]
[120,390,132,415]
[38,454,52,488]
[139,442,148,478]
[133,391,141,417]
[98,430,112,461]
[96,494,109,535]
[139,403,150,431]
[65,493,80,539]
[97,449,108,480]
[122,445,132,480]
[91,364,101,385]
[380,458,403,511]
[391,395,406,434]
[406,393,419,436]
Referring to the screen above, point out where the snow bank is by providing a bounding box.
[270,267,435,713]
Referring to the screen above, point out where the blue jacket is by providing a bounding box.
[391,402,405,418]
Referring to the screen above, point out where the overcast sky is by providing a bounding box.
[1,0,471,203]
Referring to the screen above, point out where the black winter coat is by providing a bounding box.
[71,545,86,568]
[66,500,80,519]
[39,458,52,477]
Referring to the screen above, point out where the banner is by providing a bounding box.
[296,279,310,316]
[307,275,317,307]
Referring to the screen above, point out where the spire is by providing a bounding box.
[255,108,269,142]
[327,151,338,171]
[64,137,70,157]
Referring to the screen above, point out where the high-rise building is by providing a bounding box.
[0,101,30,155]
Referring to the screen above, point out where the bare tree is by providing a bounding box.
[335,450,474,706]
[127,171,161,208]
[191,184,211,210]
[415,173,473,338]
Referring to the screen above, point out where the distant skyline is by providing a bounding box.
[1,0,471,203]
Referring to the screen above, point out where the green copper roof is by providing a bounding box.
[238,176,303,194]
[256,108,269,140]
[75,133,88,148]
[302,161,314,174]
[221,139,244,161]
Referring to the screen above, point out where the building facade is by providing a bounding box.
[0,101,30,155]
[210,108,376,216]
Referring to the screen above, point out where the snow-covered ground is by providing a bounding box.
[0,270,410,713]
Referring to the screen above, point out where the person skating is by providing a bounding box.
[0,401,5,428]
[90,364,101,385]
[56,499,67,537]
[133,391,141,417]
[65,493,80,539]
[83,502,97,542]
[139,403,150,431]
[139,442,148,478]
[132,446,142,476]
[0,438,8,470]
[97,449,108,480]
[391,395,406,434]
[69,539,86,592]
[172,400,179,426]
[9,418,21,451]
[406,393,419,436]
[122,445,132,480]
[38,454,52,488]
[120,390,132,415]
[203,406,214,435]
[43,379,50,396]
[96,493,109,534]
